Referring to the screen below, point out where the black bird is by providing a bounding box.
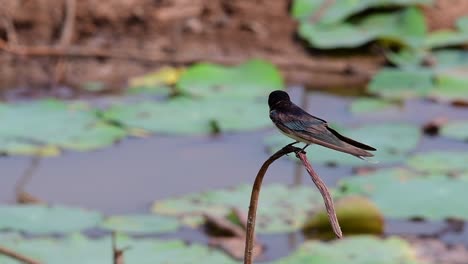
[268,90,376,159]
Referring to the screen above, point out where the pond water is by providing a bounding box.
[1,87,467,261]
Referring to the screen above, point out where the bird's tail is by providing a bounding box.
[326,126,376,158]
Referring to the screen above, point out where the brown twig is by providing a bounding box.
[0,245,42,264]
[16,156,43,204]
[244,143,299,264]
[295,151,342,238]
[244,145,342,264]
[58,0,76,47]
[112,232,129,264]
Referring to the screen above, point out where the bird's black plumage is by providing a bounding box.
[268,90,376,158]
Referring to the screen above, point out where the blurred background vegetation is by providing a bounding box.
[0,0,468,263]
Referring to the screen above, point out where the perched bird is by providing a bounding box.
[268,90,376,159]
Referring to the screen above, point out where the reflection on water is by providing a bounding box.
[0,87,467,260]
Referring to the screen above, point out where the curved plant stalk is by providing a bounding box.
[244,145,342,264]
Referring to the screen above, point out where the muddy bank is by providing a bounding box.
[0,0,466,96]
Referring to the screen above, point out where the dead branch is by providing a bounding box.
[0,245,42,264]
[295,151,342,238]
[244,144,342,264]
[112,232,130,264]
[16,156,43,204]
[58,0,76,47]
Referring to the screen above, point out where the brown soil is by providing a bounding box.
[0,0,466,97]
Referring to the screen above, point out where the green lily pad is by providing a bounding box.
[339,168,468,220]
[176,59,283,99]
[101,215,180,234]
[430,74,468,102]
[266,123,420,166]
[298,8,426,49]
[292,0,431,24]
[274,236,421,264]
[102,97,271,135]
[407,151,468,174]
[0,100,126,156]
[303,195,384,239]
[367,68,434,99]
[386,47,426,69]
[126,66,184,96]
[0,205,102,234]
[426,16,468,49]
[350,98,397,114]
[0,234,237,264]
[152,184,331,233]
[440,120,468,141]
[432,49,468,69]
[291,0,324,20]
[0,138,60,156]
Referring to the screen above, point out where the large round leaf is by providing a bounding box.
[101,215,180,234]
[0,234,237,264]
[0,100,126,156]
[176,59,283,99]
[292,0,431,24]
[367,68,434,99]
[0,205,102,234]
[152,184,331,233]
[407,151,468,174]
[350,98,397,114]
[297,8,426,49]
[102,97,271,135]
[339,168,468,220]
[274,236,421,264]
[440,120,468,141]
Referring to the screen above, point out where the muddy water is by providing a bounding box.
[1,88,467,260]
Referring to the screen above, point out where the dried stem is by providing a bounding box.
[58,0,76,47]
[244,145,342,264]
[16,156,43,204]
[296,151,343,238]
[0,245,42,264]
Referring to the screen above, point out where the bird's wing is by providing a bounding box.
[272,110,374,157]
[282,119,344,146]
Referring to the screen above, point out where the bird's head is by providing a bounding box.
[268,90,290,110]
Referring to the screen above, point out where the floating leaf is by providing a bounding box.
[152,184,330,233]
[386,48,426,69]
[0,138,59,157]
[0,100,126,156]
[368,68,434,99]
[350,98,397,114]
[0,234,236,264]
[430,74,468,102]
[407,151,468,174]
[425,31,468,49]
[291,0,324,20]
[303,196,384,239]
[292,0,432,24]
[177,59,283,99]
[266,123,420,166]
[102,97,271,135]
[340,168,468,220]
[298,8,426,49]
[127,66,184,95]
[440,120,468,141]
[274,236,421,264]
[0,205,102,234]
[101,215,180,234]
[425,16,468,49]
[432,49,468,69]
